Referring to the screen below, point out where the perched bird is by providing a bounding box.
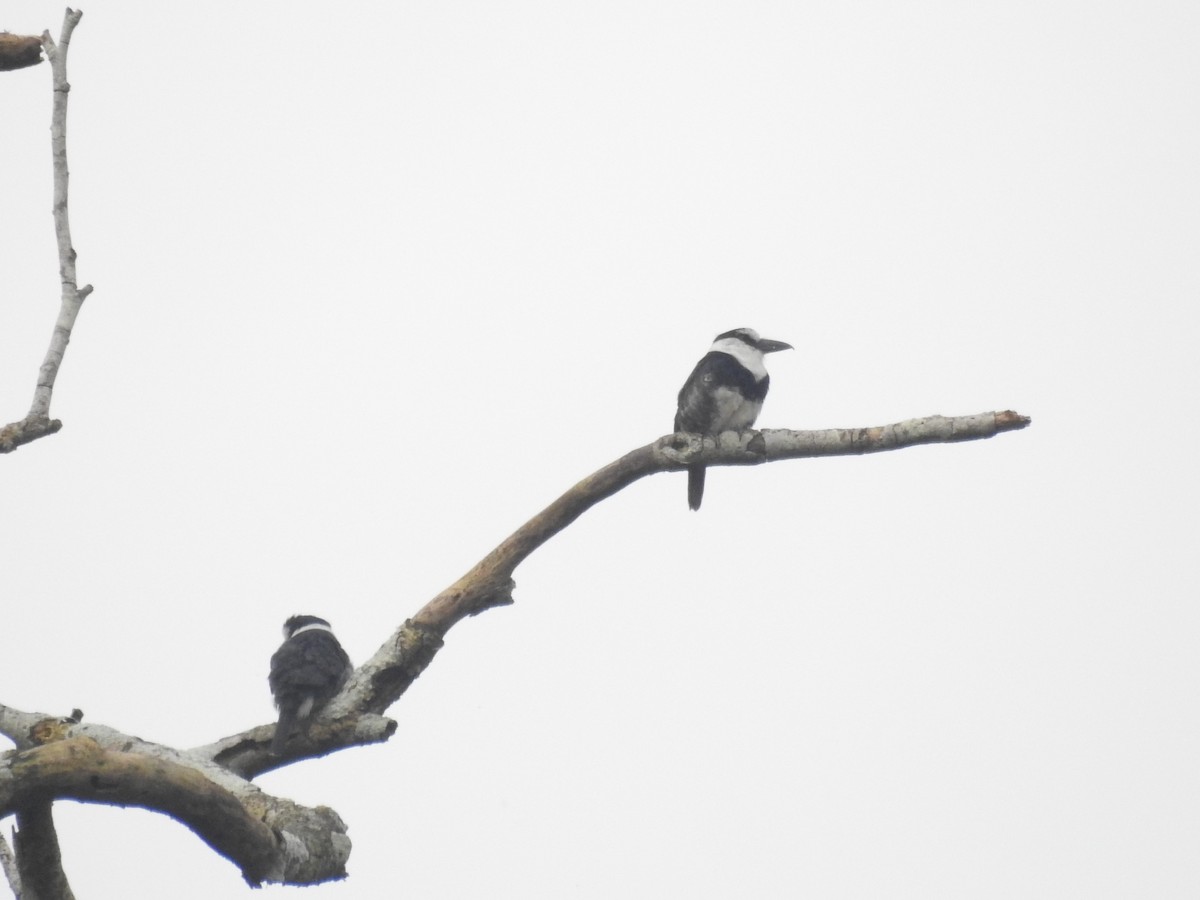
[268,614,352,755]
[674,327,793,510]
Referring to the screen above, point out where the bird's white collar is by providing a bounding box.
[290,623,334,638]
[710,336,768,381]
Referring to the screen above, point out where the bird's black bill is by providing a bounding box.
[758,339,793,353]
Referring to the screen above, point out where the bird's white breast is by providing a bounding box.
[710,387,763,432]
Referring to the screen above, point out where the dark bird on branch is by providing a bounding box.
[269,615,352,755]
[675,327,792,510]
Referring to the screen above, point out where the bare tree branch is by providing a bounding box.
[350,410,1031,705]
[1,9,92,455]
[197,713,396,775]
[203,409,1031,779]
[35,10,90,420]
[3,411,1029,880]
[0,708,352,886]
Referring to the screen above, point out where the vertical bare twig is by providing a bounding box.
[0,9,91,454]
[0,830,20,899]
[31,8,91,420]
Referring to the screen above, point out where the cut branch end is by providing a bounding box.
[0,34,44,71]
[0,416,63,453]
[995,409,1032,431]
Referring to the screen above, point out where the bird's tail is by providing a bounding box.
[271,708,296,755]
[687,464,706,511]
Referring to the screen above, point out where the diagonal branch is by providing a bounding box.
[368,410,1032,692]
[206,409,1030,779]
[1,9,93,455]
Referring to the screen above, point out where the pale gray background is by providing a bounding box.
[2,1,1197,897]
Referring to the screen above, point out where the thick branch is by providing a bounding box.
[1,738,277,886]
[0,708,353,886]
[1,10,92,455]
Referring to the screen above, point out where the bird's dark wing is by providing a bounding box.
[675,359,717,433]
[675,352,767,433]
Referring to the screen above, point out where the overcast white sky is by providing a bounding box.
[2,1,1198,897]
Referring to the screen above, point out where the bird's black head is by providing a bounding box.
[713,327,793,354]
[282,614,334,639]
